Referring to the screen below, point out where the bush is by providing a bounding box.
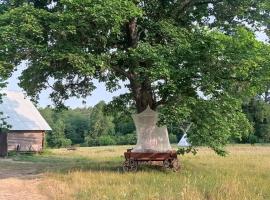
[249,134,258,145]
[169,134,178,144]
[84,136,98,146]
[124,133,137,145]
[116,135,126,145]
[85,133,137,146]
[46,131,72,148]
[61,138,72,147]
[116,133,137,145]
[98,135,117,146]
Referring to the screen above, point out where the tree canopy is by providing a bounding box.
[0,0,270,154]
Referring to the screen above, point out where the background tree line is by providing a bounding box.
[241,95,270,144]
[40,98,270,149]
[40,101,180,148]
[40,101,179,148]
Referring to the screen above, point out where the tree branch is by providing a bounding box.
[126,18,139,48]
[175,0,223,16]
[178,0,193,13]
[192,0,223,6]
[110,65,132,80]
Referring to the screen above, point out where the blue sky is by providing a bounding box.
[5,32,268,108]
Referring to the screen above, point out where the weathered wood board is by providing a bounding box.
[7,131,44,152]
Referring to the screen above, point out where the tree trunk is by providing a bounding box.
[126,18,157,113]
[130,79,156,113]
[0,132,8,157]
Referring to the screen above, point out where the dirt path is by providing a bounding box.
[0,178,47,200]
[0,159,48,200]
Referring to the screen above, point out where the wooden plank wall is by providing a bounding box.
[7,131,44,152]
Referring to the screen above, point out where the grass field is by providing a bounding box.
[0,145,270,200]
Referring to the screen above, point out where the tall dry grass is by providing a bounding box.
[36,145,270,200]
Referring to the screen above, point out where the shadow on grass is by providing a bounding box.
[0,152,171,180]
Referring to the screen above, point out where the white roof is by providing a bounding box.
[0,91,51,131]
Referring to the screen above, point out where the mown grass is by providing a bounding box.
[5,145,270,200]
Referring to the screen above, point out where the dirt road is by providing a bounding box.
[0,159,47,200]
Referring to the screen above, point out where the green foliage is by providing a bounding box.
[84,137,98,147]
[46,118,72,148]
[248,134,258,145]
[40,106,92,145]
[111,109,136,135]
[0,62,11,133]
[97,135,117,146]
[88,101,115,138]
[169,134,178,144]
[0,55,12,131]
[84,135,118,147]
[64,108,91,144]
[40,101,137,147]
[40,107,73,148]
[177,147,198,156]
[85,133,136,146]
[116,133,137,145]
[243,99,270,143]
[1,0,270,154]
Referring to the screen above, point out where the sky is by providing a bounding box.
[5,31,269,108]
[6,62,128,108]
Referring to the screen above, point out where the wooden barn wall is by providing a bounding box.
[7,131,44,152]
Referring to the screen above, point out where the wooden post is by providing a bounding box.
[0,131,8,157]
[42,131,45,149]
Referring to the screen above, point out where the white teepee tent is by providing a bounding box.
[177,123,192,147]
[178,133,190,147]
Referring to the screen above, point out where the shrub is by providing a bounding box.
[85,133,137,146]
[124,133,137,144]
[97,135,117,146]
[116,135,126,145]
[84,136,98,146]
[85,136,98,147]
[169,134,178,144]
[61,138,72,148]
[249,134,258,145]
[116,133,136,145]
[46,132,72,148]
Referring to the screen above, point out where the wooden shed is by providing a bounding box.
[0,91,51,152]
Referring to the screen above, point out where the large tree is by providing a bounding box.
[0,0,270,154]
